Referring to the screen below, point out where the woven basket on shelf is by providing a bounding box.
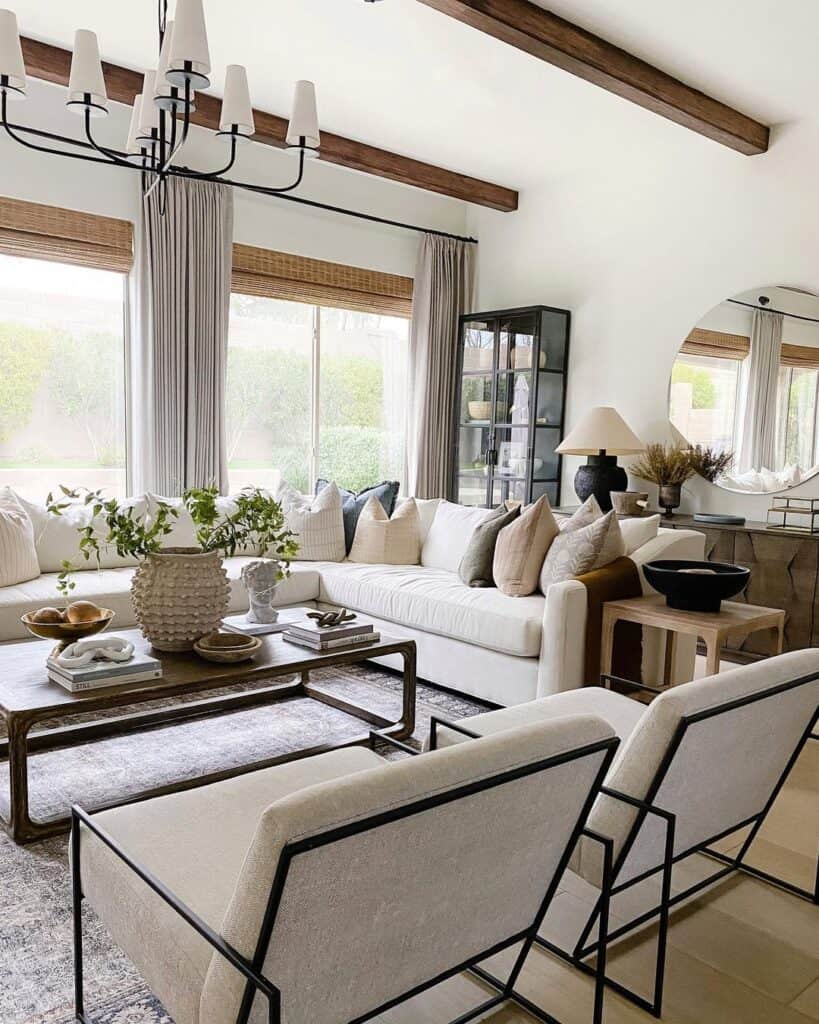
[131,547,230,652]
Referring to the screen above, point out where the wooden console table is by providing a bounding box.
[602,595,785,684]
[663,514,819,659]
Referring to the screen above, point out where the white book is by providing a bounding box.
[49,667,163,693]
[287,619,374,642]
[283,631,380,652]
[223,607,314,637]
[47,650,161,683]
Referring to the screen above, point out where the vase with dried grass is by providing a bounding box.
[630,443,695,517]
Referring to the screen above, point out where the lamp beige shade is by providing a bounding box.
[67,30,108,114]
[0,9,26,95]
[220,65,254,137]
[556,406,645,456]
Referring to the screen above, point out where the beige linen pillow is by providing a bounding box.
[539,510,623,592]
[348,496,421,565]
[0,487,40,586]
[558,494,603,532]
[280,481,346,562]
[493,495,559,597]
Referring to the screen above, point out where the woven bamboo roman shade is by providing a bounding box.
[0,196,133,272]
[232,243,413,316]
[780,343,819,369]
[681,327,750,360]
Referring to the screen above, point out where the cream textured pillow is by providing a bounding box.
[0,488,39,586]
[493,495,559,597]
[540,510,623,592]
[348,496,421,565]
[279,481,346,562]
[558,494,603,532]
[620,514,661,556]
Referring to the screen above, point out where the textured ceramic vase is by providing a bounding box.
[131,548,230,651]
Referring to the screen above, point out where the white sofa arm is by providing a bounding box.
[537,580,587,698]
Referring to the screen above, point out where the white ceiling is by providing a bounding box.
[10,0,819,192]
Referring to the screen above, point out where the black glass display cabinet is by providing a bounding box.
[452,305,570,508]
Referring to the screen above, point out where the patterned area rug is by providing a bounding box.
[2,666,488,1024]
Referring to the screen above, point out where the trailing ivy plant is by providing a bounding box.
[46,484,298,597]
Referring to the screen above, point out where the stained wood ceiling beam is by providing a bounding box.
[18,36,519,212]
[416,0,770,155]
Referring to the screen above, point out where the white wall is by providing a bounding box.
[468,118,819,521]
[0,80,468,277]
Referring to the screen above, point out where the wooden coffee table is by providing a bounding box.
[0,629,416,843]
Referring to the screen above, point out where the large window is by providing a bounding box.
[777,365,819,470]
[0,254,128,500]
[226,295,409,494]
[670,352,742,454]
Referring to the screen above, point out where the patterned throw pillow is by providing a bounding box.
[558,494,603,532]
[458,504,521,587]
[316,479,400,554]
[539,510,625,592]
[0,487,39,586]
[348,496,421,565]
[493,495,560,597]
[278,481,346,562]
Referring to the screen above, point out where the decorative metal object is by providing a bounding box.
[131,547,230,651]
[767,496,819,534]
[658,482,682,518]
[307,608,357,628]
[0,1,318,212]
[241,559,282,624]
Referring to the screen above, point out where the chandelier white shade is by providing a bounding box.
[287,80,320,153]
[219,64,254,137]
[556,406,645,456]
[67,29,107,116]
[167,0,211,88]
[0,9,25,96]
[137,70,159,139]
[125,95,143,154]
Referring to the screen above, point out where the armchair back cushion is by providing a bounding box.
[580,649,819,885]
[200,714,615,1024]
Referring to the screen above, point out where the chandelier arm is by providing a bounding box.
[83,107,148,170]
[1,95,120,168]
[180,134,238,179]
[157,81,193,174]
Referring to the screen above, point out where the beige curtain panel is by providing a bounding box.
[739,310,784,472]
[407,234,475,499]
[681,328,750,361]
[139,177,233,495]
[232,244,413,317]
[0,195,133,272]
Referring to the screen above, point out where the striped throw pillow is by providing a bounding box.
[0,487,40,586]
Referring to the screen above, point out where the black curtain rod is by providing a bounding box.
[6,119,479,245]
[727,297,819,325]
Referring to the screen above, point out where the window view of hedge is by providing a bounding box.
[226,294,408,495]
[0,255,127,500]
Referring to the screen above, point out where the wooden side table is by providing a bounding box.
[601,595,786,685]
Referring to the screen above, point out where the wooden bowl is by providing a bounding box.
[193,632,262,664]
[21,608,115,642]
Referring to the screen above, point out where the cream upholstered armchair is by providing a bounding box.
[434,648,819,1018]
[71,714,619,1024]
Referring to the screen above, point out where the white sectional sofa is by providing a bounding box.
[0,494,704,707]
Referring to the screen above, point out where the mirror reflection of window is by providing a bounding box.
[670,286,819,494]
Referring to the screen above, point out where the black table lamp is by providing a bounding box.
[556,406,645,512]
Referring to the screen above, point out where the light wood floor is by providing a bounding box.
[377,738,819,1024]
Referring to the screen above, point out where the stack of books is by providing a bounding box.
[47,650,163,693]
[283,618,380,652]
[223,606,311,637]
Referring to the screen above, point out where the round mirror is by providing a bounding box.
[670,286,819,494]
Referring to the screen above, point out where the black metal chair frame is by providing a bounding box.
[72,724,619,1024]
[533,671,819,1019]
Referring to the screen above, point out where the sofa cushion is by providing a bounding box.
[421,501,493,573]
[80,747,384,1024]
[0,488,39,587]
[620,514,661,556]
[317,561,544,657]
[316,479,399,553]
[539,511,621,592]
[494,495,559,597]
[348,496,421,565]
[558,495,603,532]
[459,504,520,588]
[395,496,440,545]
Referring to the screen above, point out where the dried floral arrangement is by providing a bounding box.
[630,443,696,486]
[687,444,734,483]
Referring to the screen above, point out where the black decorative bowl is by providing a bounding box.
[643,560,750,613]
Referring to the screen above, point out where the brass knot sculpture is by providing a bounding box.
[307,608,357,628]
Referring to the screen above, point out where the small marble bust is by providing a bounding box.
[241,559,282,623]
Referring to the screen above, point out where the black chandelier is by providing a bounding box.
[0,0,320,210]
